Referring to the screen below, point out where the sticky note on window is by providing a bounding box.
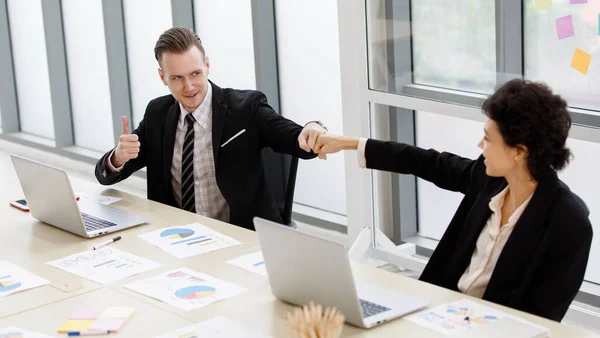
[57,320,94,333]
[571,48,592,75]
[570,0,587,3]
[556,15,575,39]
[535,0,552,10]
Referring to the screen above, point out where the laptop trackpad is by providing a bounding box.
[78,198,146,226]
[356,281,429,315]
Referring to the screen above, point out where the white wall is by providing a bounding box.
[123,0,173,127]
[275,0,347,215]
[193,0,256,90]
[416,112,600,284]
[62,0,114,152]
[7,0,54,139]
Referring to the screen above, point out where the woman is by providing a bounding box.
[314,79,593,322]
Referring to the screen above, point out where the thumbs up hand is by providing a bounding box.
[111,116,140,168]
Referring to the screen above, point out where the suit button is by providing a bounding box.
[195,181,200,185]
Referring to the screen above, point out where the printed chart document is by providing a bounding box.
[124,268,247,311]
[157,316,274,338]
[0,326,53,338]
[406,299,548,336]
[47,247,160,284]
[225,251,267,276]
[139,223,241,259]
[0,261,50,298]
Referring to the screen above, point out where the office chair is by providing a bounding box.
[262,148,299,228]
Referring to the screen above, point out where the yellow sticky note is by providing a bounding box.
[99,307,136,319]
[57,319,94,333]
[571,48,592,75]
[535,0,552,10]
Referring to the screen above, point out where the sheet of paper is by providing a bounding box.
[156,316,274,338]
[225,251,267,276]
[0,326,54,338]
[571,48,592,75]
[139,223,241,259]
[556,15,575,39]
[124,268,247,311]
[0,261,50,298]
[406,299,511,335]
[570,0,587,3]
[47,247,160,284]
[57,320,95,334]
[535,0,552,10]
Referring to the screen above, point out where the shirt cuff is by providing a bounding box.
[357,137,368,168]
[106,149,124,173]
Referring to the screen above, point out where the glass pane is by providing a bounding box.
[7,0,55,139]
[193,0,256,90]
[524,0,600,113]
[415,112,483,240]
[366,0,496,97]
[62,0,115,152]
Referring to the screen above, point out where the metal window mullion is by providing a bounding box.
[171,0,195,30]
[102,0,133,143]
[495,0,523,86]
[0,0,20,133]
[41,0,74,147]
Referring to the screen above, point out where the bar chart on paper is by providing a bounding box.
[124,268,247,311]
[0,261,49,298]
[139,223,242,258]
[226,251,268,276]
[46,248,161,284]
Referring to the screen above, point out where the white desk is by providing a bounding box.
[1,176,598,337]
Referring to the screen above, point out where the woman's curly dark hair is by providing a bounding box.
[482,79,572,181]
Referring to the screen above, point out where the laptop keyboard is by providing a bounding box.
[81,213,117,232]
[360,299,391,318]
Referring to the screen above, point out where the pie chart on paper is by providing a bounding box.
[175,285,216,299]
[161,228,195,240]
[0,280,21,293]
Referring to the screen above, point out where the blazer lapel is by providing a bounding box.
[211,81,227,166]
[163,102,180,189]
[485,173,558,299]
[446,182,507,282]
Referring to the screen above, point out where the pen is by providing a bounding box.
[92,236,122,250]
[464,308,472,327]
[68,330,110,336]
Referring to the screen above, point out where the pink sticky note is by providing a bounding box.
[556,15,575,39]
[570,0,587,3]
[69,308,104,320]
[88,318,126,332]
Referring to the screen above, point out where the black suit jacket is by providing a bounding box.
[364,139,593,321]
[95,81,316,230]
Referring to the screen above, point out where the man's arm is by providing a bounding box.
[252,92,322,160]
[95,116,147,185]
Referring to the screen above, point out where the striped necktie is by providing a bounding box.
[181,113,196,213]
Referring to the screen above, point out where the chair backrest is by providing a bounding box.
[262,148,299,226]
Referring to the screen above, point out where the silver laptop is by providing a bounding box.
[253,217,429,329]
[11,155,148,238]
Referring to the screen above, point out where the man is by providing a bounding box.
[95,27,326,230]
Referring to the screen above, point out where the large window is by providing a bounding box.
[345,0,600,294]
